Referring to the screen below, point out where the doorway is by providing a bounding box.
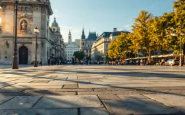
[19,46,28,64]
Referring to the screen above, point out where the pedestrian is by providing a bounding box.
[140,59,143,66]
[48,58,50,66]
[161,59,165,66]
[39,59,42,66]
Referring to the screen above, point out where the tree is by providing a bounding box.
[108,40,117,59]
[115,32,132,59]
[173,0,185,55]
[149,13,175,55]
[86,56,91,61]
[95,55,102,61]
[108,32,132,59]
[73,51,85,61]
[132,10,154,63]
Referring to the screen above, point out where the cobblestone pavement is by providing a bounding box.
[0,65,185,115]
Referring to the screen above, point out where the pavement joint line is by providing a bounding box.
[30,96,43,108]
[77,108,81,115]
[141,93,184,114]
[97,95,111,115]
[0,96,15,105]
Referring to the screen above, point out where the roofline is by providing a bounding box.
[1,0,53,15]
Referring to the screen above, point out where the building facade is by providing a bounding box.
[65,31,79,62]
[50,18,66,61]
[80,28,97,57]
[0,0,65,64]
[91,28,129,61]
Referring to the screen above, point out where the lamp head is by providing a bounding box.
[34,27,40,34]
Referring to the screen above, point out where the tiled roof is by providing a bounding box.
[97,31,130,40]
[87,32,97,40]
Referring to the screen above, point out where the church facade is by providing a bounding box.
[80,29,98,57]
[65,31,80,62]
[0,0,65,64]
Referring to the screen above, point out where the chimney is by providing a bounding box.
[113,28,117,32]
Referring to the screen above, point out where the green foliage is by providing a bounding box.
[108,40,117,58]
[107,0,185,60]
[86,56,91,61]
[73,51,85,61]
[95,55,102,61]
[132,10,153,57]
[173,0,185,54]
[108,32,131,59]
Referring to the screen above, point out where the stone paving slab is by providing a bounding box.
[10,80,33,83]
[24,90,76,95]
[47,81,68,85]
[79,84,110,88]
[33,95,103,108]
[14,83,49,86]
[94,88,132,91]
[0,96,41,109]
[0,109,78,115]
[48,81,76,85]
[0,92,33,96]
[81,108,109,115]
[30,80,50,83]
[63,84,78,88]
[59,88,93,92]
[2,86,32,89]
[78,91,135,95]
[118,94,147,99]
[12,85,63,89]
[102,97,178,115]
[0,95,14,104]
[144,93,185,113]
[98,94,120,100]
[0,88,25,93]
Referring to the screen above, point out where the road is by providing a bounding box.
[0,65,185,115]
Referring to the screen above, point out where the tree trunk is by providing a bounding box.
[183,44,185,64]
[147,48,151,65]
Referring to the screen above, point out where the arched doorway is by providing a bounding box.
[19,46,28,64]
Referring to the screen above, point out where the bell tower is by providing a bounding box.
[80,28,86,51]
[68,30,72,43]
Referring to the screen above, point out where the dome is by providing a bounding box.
[52,18,58,27]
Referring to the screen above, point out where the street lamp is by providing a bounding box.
[34,27,40,67]
[169,26,184,66]
[179,26,183,66]
[12,0,19,69]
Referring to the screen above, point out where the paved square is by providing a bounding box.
[0,96,41,109]
[33,95,103,108]
[0,65,185,114]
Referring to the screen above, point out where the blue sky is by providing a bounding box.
[50,0,175,42]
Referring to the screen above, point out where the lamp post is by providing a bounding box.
[179,26,183,66]
[12,0,19,69]
[170,26,184,66]
[34,27,39,67]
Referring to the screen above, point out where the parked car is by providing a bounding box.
[165,59,179,66]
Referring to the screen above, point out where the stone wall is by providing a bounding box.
[0,0,58,64]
